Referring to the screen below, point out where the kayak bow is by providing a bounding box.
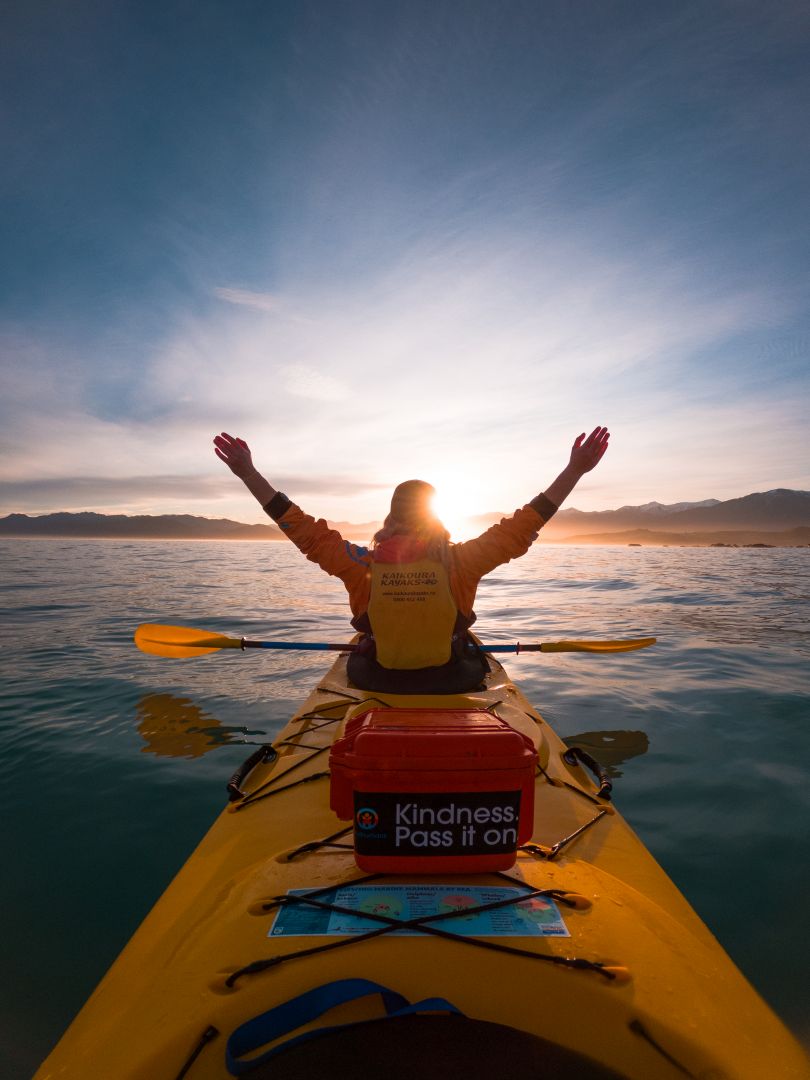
[35,647,808,1080]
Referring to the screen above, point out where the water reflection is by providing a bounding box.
[136,693,264,759]
[562,729,650,779]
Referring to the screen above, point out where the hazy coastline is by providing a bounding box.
[2,490,808,548]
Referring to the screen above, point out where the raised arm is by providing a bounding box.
[213,432,277,508]
[541,426,610,510]
[213,431,370,607]
[452,426,611,593]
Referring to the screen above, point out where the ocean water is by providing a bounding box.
[1,538,808,1076]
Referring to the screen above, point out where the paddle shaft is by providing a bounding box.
[240,639,655,654]
[242,640,354,651]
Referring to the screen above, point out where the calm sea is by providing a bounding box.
[1,539,808,1076]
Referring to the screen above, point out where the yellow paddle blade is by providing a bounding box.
[134,623,243,658]
[540,637,656,654]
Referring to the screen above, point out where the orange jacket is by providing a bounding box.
[272,503,551,619]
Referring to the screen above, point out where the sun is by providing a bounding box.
[430,482,484,541]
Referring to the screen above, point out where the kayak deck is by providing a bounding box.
[35,653,809,1079]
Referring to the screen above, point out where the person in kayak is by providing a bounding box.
[214,427,609,693]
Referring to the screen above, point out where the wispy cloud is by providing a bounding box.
[121,214,802,512]
[0,471,387,516]
[0,475,232,513]
[281,364,350,402]
[213,288,282,312]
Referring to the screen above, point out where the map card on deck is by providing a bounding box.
[267,884,569,938]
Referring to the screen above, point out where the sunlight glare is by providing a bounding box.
[431,480,485,541]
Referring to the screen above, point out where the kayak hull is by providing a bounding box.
[35,652,809,1079]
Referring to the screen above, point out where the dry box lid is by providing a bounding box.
[331,708,536,772]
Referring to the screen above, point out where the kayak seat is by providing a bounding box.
[346,649,490,694]
[238,1014,630,1079]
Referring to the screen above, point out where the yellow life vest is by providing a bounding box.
[366,558,458,669]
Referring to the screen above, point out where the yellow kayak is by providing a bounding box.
[36,650,808,1080]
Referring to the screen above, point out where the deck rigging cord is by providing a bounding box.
[221,873,624,991]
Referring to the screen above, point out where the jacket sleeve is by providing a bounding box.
[451,505,550,583]
[270,503,371,599]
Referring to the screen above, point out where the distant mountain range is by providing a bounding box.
[0,512,284,541]
[1,489,808,546]
[541,489,810,539]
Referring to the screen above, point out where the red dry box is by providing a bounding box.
[329,708,538,873]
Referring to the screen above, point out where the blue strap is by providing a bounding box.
[226,978,462,1075]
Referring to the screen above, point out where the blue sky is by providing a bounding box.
[2,0,808,526]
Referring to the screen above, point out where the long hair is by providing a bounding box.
[372,480,451,561]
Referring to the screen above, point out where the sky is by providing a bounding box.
[2,0,809,532]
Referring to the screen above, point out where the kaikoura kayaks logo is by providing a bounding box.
[355,807,380,830]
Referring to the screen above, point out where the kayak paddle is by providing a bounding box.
[134,623,656,660]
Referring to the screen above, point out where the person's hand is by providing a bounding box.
[569,426,610,474]
[213,432,254,478]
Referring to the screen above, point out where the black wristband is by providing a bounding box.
[529,493,558,520]
[263,492,292,521]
